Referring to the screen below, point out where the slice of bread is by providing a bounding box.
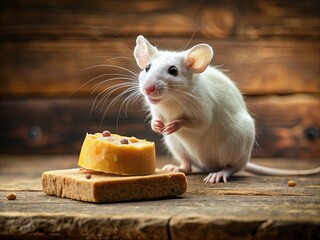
[78,133,156,175]
[42,168,187,203]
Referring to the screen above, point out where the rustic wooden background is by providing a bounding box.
[0,0,319,158]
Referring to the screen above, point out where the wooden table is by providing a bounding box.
[0,155,319,240]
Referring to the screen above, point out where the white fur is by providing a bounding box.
[133,35,320,183]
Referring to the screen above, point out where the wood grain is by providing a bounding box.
[0,39,319,96]
[1,1,319,236]
[0,95,319,157]
[1,0,319,158]
[0,98,152,154]
[1,0,319,39]
[247,94,320,158]
[0,156,319,240]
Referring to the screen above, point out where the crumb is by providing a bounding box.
[102,130,111,137]
[7,192,17,200]
[120,138,129,144]
[288,180,296,187]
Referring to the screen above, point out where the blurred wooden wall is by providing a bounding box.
[0,0,319,158]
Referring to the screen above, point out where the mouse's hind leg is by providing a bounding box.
[203,155,249,183]
[203,168,237,183]
[162,135,192,174]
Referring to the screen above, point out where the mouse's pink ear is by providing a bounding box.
[134,35,158,69]
[185,44,213,73]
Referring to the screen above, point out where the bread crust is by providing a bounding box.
[42,168,187,203]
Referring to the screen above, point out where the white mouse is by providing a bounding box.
[133,35,320,183]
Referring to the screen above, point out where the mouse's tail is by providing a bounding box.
[245,162,320,176]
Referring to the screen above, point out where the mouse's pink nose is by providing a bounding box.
[145,84,156,95]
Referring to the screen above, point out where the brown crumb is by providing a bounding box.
[85,174,92,179]
[102,130,111,137]
[288,180,296,187]
[7,192,17,200]
[120,138,129,144]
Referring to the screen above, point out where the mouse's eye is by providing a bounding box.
[145,64,151,72]
[168,66,178,76]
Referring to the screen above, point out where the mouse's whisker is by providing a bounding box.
[71,73,129,96]
[124,86,142,107]
[91,82,135,117]
[93,83,126,110]
[166,92,193,119]
[101,84,138,125]
[98,82,136,110]
[85,55,135,61]
[182,27,200,51]
[81,64,138,78]
[168,88,203,125]
[72,54,137,96]
[132,88,144,105]
[91,76,136,94]
[104,56,136,62]
[101,33,134,55]
[91,73,134,92]
[117,86,141,120]
[169,88,202,111]
[93,73,133,82]
[184,101,203,125]
[119,89,136,119]
[171,87,201,102]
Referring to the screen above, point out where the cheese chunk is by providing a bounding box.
[78,133,156,175]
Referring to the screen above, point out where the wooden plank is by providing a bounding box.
[0,95,319,157]
[0,211,319,240]
[0,156,319,240]
[169,217,320,240]
[0,98,159,155]
[0,212,169,240]
[247,94,320,158]
[1,155,319,191]
[1,0,319,39]
[0,39,319,96]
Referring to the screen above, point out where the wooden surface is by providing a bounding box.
[1,0,319,39]
[1,39,319,96]
[0,0,319,157]
[1,95,319,157]
[0,155,319,239]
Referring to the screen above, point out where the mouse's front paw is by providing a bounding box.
[151,119,165,134]
[163,119,183,135]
